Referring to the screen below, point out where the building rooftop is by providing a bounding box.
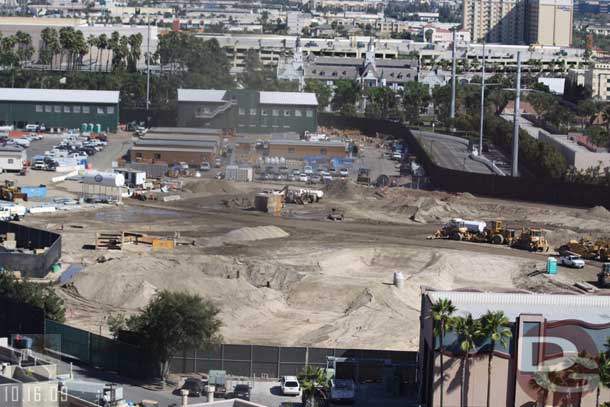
[148,127,224,135]
[141,133,221,142]
[259,91,317,106]
[177,89,227,103]
[268,139,346,147]
[427,290,610,324]
[0,88,119,104]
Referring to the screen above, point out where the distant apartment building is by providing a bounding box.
[462,0,572,46]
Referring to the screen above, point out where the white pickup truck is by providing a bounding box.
[560,254,585,269]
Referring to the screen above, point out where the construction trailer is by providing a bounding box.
[0,146,26,172]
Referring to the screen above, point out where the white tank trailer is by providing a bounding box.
[81,171,125,188]
[449,218,487,233]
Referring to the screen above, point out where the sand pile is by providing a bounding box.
[184,180,240,195]
[586,205,610,219]
[324,180,357,200]
[221,196,253,209]
[206,226,289,247]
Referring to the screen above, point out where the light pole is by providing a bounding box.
[450,29,457,120]
[478,42,486,156]
[145,14,151,112]
[511,51,522,177]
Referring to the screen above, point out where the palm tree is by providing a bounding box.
[87,34,97,71]
[298,365,329,407]
[453,314,482,407]
[481,311,512,407]
[597,352,610,407]
[429,298,456,407]
[97,33,108,72]
[529,371,552,407]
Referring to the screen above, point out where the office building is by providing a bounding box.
[583,63,610,100]
[462,0,572,46]
[177,89,318,134]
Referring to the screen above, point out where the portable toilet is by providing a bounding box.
[95,123,101,133]
[546,257,557,274]
[88,123,94,132]
[80,123,87,132]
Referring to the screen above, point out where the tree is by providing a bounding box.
[126,290,222,380]
[331,79,361,115]
[305,80,332,111]
[598,351,610,407]
[0,272,65,322]
[97,34,108,72]
[87,34,97,71]
[453,314,482,407]
[127,33,143,73]
[365,86,400,120]
[298,365,329,407]
[107,313,126,339]
[425,29,434,43]
[429,298,456,407]
[481,311,512,407]
[14,31,34,66]
[402,81,431,123]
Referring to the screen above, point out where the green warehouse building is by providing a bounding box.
[177,89,318,134]
[0,88,120,132]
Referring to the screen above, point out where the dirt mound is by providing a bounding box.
[324,180,357,200]
[184,180,240,195]
[221,196,253,209]
[586,205,610,218]
[207,226,289,247]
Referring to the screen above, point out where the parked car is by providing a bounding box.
[339,168,349,177]
[304,165,313,175]
[560,254,585,269]
[299,174,309,183]
[310,174,322,184]
[24,124,39,131]
[215,158,222,168]
[200,162,211,171]
[232,384,251,401]
[330,379,355,404]
[392,152,402,161]
[181,378,203,397]
[281,376,301,396]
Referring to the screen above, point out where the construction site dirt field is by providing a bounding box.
[22,178,610,352]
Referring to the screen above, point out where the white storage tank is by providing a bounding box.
[81,170,125,187]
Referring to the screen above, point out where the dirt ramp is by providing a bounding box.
[207,226,289,247]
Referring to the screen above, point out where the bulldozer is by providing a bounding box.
[559,237,610,262]
[356,168,371,185]
[0,180,27,202]
[483,220,517,245]
[512,229,549,252]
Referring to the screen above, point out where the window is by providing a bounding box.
[83,106,90,114]
[135,153,142,159]
[73,106,81,113]
[295,110,302,117]
[238,108,246,116]
[107,106,115,114]
[288,147,295,153]
[7,159,13,164]
[272,109,279,116]
[35,105,43,112]
[45,105,52,113]
[154,153,161,159]
[54,105,61,113]
[203,106,211,114]
[320,148,327,156]
[261,109,268,116]
[306,109,313,118]
[64,106,70,113]
[97,107,104,114]
[284,109,291,117]
[250,108,257,116]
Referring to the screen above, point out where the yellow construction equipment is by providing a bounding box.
[483,220,517,245]
[559,238,610,262]
[513,229,549,252]
[0,181,27,202]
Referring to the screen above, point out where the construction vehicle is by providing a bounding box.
[432,218,486,241]
[328,208,344,221]
[279,186,323,205]
[0,181,27,201]
[559,238,610,262]
[597,263,610,288]
[356,168,370,185]
[483,220,517,245]
[512,229,549,252]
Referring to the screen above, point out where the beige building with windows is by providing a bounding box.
[462,0,572,46]
[584,63,610,100]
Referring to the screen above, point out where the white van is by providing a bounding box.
[25,124,39,131]
[280,376,301,396]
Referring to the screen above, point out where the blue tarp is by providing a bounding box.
[20,185,47,198]
[59,264,84,285]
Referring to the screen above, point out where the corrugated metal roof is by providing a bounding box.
[0,88,119,104]
[148,127,224,135]
[131,146,215,153]
[135,139,218,147]
[259,91,318,106]
[427,290,610,324]
[268,139,346,147]
[141,134,220,143]
[177,89,226,103]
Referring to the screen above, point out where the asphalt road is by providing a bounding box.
[411,130,493,174]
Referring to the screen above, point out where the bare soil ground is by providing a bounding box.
[20,175,610,352]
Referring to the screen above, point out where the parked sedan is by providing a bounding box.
[232,384,251,401]
[310,174,322,184]
[181,378,204,397]
[299,173,309,183]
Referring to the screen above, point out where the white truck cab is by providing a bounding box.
[560,254,585,269]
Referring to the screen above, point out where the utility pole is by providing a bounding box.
[450,29,457,120]
[478,42,486,156]
[145,14,151,112]
[512,51,522,177]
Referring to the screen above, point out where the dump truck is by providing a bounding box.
[513,229,549,252]
[356,168,370,185]
[559,238,610,262]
